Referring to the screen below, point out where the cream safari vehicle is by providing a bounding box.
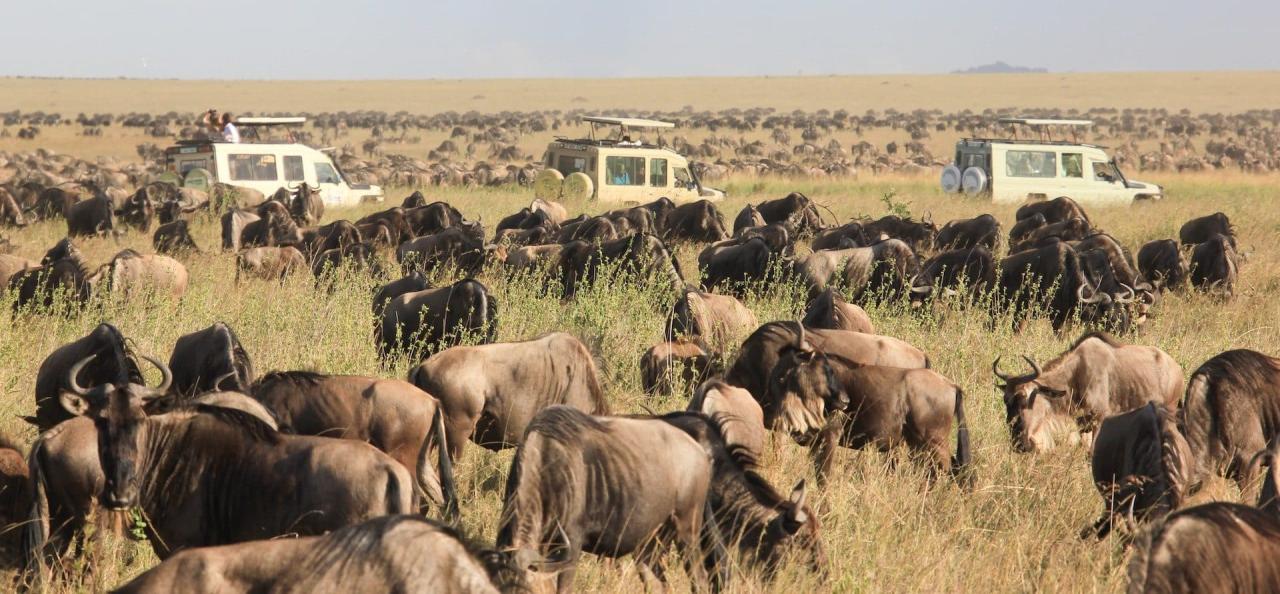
[940,118,1162,205]
[161,117,383,207]
[534,116,725,204]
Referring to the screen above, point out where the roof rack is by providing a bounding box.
[582,115,675,148]
[236,116,307,126]
[997,117,1093,143]
[961,137,1108,149]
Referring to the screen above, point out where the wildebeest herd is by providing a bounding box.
[0,179,1272,593]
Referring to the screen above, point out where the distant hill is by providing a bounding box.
[952,61,1048,74]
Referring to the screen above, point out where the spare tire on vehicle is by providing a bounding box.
[534,168,564,201]
[961,167,988,196]
[562,172,594,201]
[940,164,962,193]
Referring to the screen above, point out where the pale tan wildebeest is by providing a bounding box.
[687,379,766,459]
[93,249,189,299]
[800,288,875,334]
[1085,402,1193,539]
[666,288,758,356]
[640,337,715,396]
[1181,349,1280,491]
[235,246,306,283]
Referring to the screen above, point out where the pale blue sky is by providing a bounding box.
[2,0,1275,79]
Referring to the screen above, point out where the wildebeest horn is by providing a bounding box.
[992,355,1041,385]
[212,370,238,391]
[1077,284,1107,304]
[66,354,96,396]
[142,355,173,393]
[793,320,808,351]
[1114,284,1136,304]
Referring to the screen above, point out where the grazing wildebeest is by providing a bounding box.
[559,234,683,299]
[405,201,471,236]
[1010,217,1092,252]
[663,199,729,242]
[738,222,794,254]
[494,224,557,248]
[235,246,306,282]
[697,237,774,297]
[240,210,303,249]
[42,357,417,560]
[1015,196,1091,225]
[793,239,918,301]
[250,371,457,517]
[1007,213,1046,248]
[766,329,971,484]
[9,238,94,312]
[504,243,564,274]
[495,206,556,235]
[1137,239,1188,290]
[1189,234,1240,297]
[398,227,486,275]
[410,332,608,458]
[98,249,189,299]
[300,219,362,261]
[1125,500,1280,594]
[993,332,1183,453]
[372,270,430,317]
[732,203,766,236]
[934,214,1000,251]
[109,515,527,594]
[495,406,723,593]
[115,191,155,232]
[810,221,871,251]
[1084,402,1192,539]
[0,187,27,227]
[531,197,568,225]
[909,247,996,305]
[666,289,759,355]
[1179,212,1235,248]
[859,214,937,253]
[556,215,619,244]
[29,322,143,431]
[0,433,29,554]
[602,204,658,237]
[29,185,81,220]
[801,288,875,334]
[401,190,429,209]
[687,379,766,459]
[378,278,497,359]
[635,196,677,233]
[355,207,414,245]
[220,208,260,251]
[752,192,823,235]
[725,321,927,403]
[641,338,715,396]
[64,195,116,237]
[289,182,325,225]
[996,240,1127,332]
[167,322,253,396]
[311,242,384,281]
[1181,349,1280,490]
[152,220,199,255]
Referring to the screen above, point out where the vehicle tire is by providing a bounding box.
[961,167,987,196]
[562,172,594,201]
[533,169,565,201]
[940,164,962,193]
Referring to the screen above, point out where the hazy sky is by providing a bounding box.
[2,0,1276,79]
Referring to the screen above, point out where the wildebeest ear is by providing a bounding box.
[59,391,92,417]
[787,480,810,526]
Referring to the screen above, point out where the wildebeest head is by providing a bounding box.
[116,190,155,232]
[764,326,847,439]
[753,478,826,577]
[62,353,172,509]
[992,356,1067,452]
[42,237,82,265]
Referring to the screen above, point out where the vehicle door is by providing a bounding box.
[671,164,699,202]
[1059,151,1090,201]
[647,157,671,202]
[1087,159,1130,204]
[602,154,647,204]
[313,159,346,206]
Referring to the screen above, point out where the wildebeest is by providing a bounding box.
[738,222,794,255]
[300,219,362,261]
[697,237,774,297]
[1125,500,1280,594]
[666,288,758,355]
[1179,211,1235,248]
[371,270,430,317]
[1015,196,1091,225]
[766,329,971,484]
[1181,349,1280,490]
[235,246,306,282]
[220,208,260,251]
[1137,239,1188,290]
[752,191,823,235]
[641,338,715,396]
[793,239,918,301]
[934,214,1000,251]
[495,406,723,593]
[240,210,303,249]
[663,199,729,243]
[311,242,384,281]
[1084,402,1192,539]
[810,221,870,251]
[494,224,557,248]
[687,379,766,459]
[8,244,93,312]
[0,253,37,290]
[167,322,253,396]
[801,288,875,334]
[355,206,414,246]
[0,187,27,227]
[109,515,527,594]
[559,234,683,299]
[29,322,143,431]
[97,249,189,299]
[0,433,29,554]
[859,214,937,253]
[602,204,658,236]
[503,243,564,274]
[732,203,766,236]
[250,371,457,517]
[289,182,325,225]
[115,191,155,233]
[1189,234,1240,297]
[556,215,619,244]
[725,321,927,403]
[410,332,608,458]
[377,278,498,359]
[152,220,199,255]
[996,239,1126,331]
[39,357,417,560]
[398,227,486,275]
[993,332,1183,453]
[908,246,996,305]
[1010,217,1092,253]
[405,201,471,236]
[64,194,116,237]
[1007,212,1046,247]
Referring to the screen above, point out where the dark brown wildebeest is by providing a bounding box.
[1007,212,1046,248]
[752,191,823,235]
[802,288,875,334]
[1015,196,1091,225]
[240,210,303,249]
[1084,402,1192,539]
[97,249,190,300]
[663,199,729,243]
[372,270,429,317]
[996,239,1129,332]
[494,224,557,248]
[0,433,29,556]
[398,227,485,275]
[235,246,306,282]
[168,322,253,396]
[602,202,658,237]
[687,379,766,459]
[152,220,198,255]
[495,406,723,593]
[356,220,396,248]
[1010,217,1092,253]
[495,206,556,235]
[220,208,260,251]
[732,203,766,236]
[1125,498,1280,594]
[666,288,759,355]
[934,214,1000,251]
[725,321,927,403]
[766,330,972,484]
[378,278,497,359]
[738,222,794,255]
[29,185,82,221]
[993,332,1183,453]
[810,221,871,251]
[559,234,683,299]
[8,247,93,313]
[1137,239,1188,291]
[410,332,607,458]
[697,236,774,297]
[39,357,416,560]
[355,206,414,245]
[909,246,997,305]
[636,196,677,233]
[29,322,143,431]
[250,371,457,517]
[300,219,362,262]
[401,190,428,209]
[1179,211,1236,248]
[64,194,116,237]
[641,338,715,396]
[556,215,619,244]
[115,191,155,233]
[1181,349,1280,490]
[289,182,325,225]
[405,201,472,237]
[109,515,528,594]
[859,214,937,253]
[311,242,384,280]
[1189,234,1240,298]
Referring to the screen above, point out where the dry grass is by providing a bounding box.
[1,170,1277,592]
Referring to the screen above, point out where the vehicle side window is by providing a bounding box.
[315,162,341,184]
[1005,150,1056,178]
[1092,161,1118,182]
[650,158,668,187]
[556,155,588,177]
[283,156,305,182]
[228,154,278,181]
[605,156,644,186]
[178,159,208,175]
[673,166,692,187]
[1061,153,1083,178]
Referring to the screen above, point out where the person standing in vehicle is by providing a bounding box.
[218,112,240,143]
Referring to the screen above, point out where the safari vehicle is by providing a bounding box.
[940,118,1162,205]
[535,116,725,204]
[161,117,383,207]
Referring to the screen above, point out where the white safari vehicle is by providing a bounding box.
[940,118,1162,205]
[162,117,383,207]
[534,116,725,204]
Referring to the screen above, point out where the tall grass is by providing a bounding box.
[1,172,1277,592]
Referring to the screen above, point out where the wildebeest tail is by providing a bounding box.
[385,464,411,516]
[952,387,974,489]
[21,439,52,583]
[1124,517,1164,594]
[1154,404,1189,513]
[426,405,459,522]
[1181,367,1214,490]
[701,495,732,591]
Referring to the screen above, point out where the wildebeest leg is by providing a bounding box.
[811,411,849,486]
[633,547,669,593]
